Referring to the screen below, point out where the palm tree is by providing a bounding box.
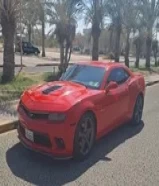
[152,39,158,66]
[47,0,81,75]
[0,0,20,83]
[82,0,107,61]
[133,17,146,68]
[108,23,115,54]
[106,0,123,62]
[22,0,38,43]
[139,0,159,68]
[134,32,145,68]
[122,0,139,67]
[37,0,46,57]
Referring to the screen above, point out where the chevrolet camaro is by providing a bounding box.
[17,62,145,160]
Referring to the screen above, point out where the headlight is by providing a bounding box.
[48,113,66,122]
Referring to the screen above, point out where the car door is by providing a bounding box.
[101,67,130,132]
[23,42,29,54]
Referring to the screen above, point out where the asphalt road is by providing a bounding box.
[0,84,159,186]
[0,53,55,67]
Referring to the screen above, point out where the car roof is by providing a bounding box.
[75,61,126,69]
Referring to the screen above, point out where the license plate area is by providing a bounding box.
[25,128,34,142]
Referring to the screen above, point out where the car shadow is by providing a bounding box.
[6,121,144,186]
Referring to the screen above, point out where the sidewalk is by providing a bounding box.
[0,100,18,134]
[144,74,159,86]
[0,74,159,134]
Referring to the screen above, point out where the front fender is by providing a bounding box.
[70,100,96,124]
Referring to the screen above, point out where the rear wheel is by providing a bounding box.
[73,113,96,161]
[131,95,144,126]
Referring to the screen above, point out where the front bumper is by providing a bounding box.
[17,105,77,159]
[18,130,72,160]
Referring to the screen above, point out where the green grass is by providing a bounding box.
[0,72,60,101]
[0,73,45,101]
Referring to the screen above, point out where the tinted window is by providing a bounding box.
[107,68,130,84]
[60,64,106,89]
[23,42,27,47]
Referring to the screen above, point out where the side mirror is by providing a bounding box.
[106,81,118,93]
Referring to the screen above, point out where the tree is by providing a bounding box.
[37,0,46,57]
[108,23,115,54]
[122,0,139,67]
[22,0,39,43]
[0,0,20,83]
[24,0,47,57]
[82,0,107,60]
[106,0,123,62]
[139,0,159,68]
[134,33,145,68]
[133,14,146,68]
[47,0,81,75]
[152,39,158,66]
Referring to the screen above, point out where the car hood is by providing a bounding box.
[21,81,98,112]
[33,46,39,50]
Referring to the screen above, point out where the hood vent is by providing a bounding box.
[42,85,62,95]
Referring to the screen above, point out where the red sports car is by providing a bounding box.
[17,61,145,160]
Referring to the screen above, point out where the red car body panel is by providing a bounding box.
[17,61,145,159]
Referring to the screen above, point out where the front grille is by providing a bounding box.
[20,103,48,120]
[19,124,52,148]
[19,124,25,136]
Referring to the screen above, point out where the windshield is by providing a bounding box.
[60,64,106,89]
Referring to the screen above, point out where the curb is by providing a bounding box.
[36,63,75,67]
[146,80,159,87]
[0,64,26,68]
[0,120,18,134]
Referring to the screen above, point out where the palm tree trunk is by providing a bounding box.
[92,0,100,61]
[145,31,152,68]
[125,29,130,67]
[154,51,157,66]
[64,44,72,70]
[92,34,99,60]
[135,37,141,68]
[59,42,64,75]
[1,14,16,83]
[41,18,46,57]
[115,22,122,62]
[135,49,140,68]
[28,24,32,43]
[64,44,69,70]
[109,27,114,53]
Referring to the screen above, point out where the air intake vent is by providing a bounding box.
[42,85,62,95]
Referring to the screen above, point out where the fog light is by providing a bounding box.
[55,138,65,149]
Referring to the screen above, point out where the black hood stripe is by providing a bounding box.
[42,85,62,95]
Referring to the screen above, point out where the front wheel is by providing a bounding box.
[35,51,39,56]
[73,113,96,161]
[131,95,144,126]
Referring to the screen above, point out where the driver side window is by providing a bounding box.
[107,68,130,85]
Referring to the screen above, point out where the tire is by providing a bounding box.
[131,95,144,126]
[73,113,96,161]
[35,50,40,56]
